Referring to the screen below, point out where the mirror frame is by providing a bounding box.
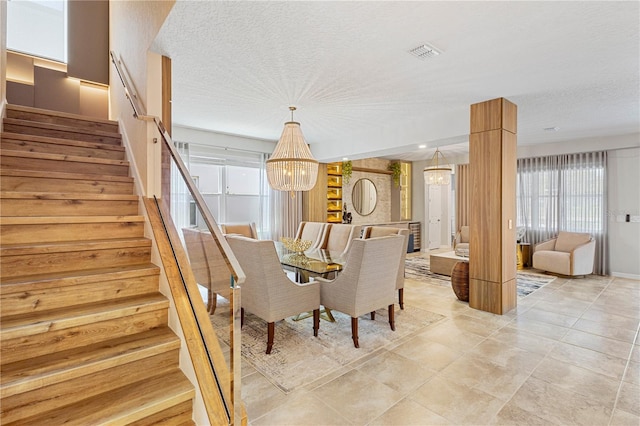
[351,178,378,216]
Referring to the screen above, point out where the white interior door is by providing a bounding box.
[428,185,442,249]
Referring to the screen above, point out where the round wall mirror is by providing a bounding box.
[352,178,378,216]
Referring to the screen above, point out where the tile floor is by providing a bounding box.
[240,254,640,425]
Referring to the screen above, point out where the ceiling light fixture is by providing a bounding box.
[544,126,559,132]
[409,43,441,60]
[418,144,427,149]
[266,106,319,197]
[423,148,451,185]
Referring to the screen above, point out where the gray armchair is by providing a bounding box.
[362,226,411,309]
[226,235,320,354]
[532,231,595,276]
[454,225,469,256]
[317,235,405,348]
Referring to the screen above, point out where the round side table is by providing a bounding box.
[451,261,469,302]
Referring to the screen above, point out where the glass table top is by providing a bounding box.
[275,242,345,276]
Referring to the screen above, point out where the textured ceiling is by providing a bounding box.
[152,1,639,162]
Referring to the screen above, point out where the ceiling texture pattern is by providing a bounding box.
[152,1,639,162]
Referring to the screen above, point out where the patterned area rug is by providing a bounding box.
[211,303,444,394]
[404,255,555,298]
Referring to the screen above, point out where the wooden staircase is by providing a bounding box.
[0,105,196,425]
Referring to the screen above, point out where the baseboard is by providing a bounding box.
[611,271,640,280]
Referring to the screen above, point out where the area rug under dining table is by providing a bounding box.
[210,302,445,394]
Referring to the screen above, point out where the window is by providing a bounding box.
[7,0,67,63]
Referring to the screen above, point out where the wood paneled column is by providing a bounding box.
[469,97,517,315]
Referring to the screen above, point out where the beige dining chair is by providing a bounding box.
[294,221,327,249]
[182,228,233,314]
[226,235,320,354]
[362,226,411,309]
[220,222,258,239]
[316,235,405,348]
[318,223,362,259]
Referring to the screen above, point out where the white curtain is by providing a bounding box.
[267,189,302,241]
[517,151,607,275]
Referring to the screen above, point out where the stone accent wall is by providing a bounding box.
[343,159,392,224]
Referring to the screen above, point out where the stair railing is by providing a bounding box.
[110,51,245,425]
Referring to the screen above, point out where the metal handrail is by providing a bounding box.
[109,50,245,285]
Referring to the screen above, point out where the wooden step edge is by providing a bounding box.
[0,237,151,257]
[0,294,169,340]
[1,132,125,152]
[3,118,122,139]
[0,264,160,294]
[0,215,145,225]
[15,370,194,426]
[0,168,134,183]
[1,149,129,167]
[0,191,138,201]
[0,329,180,398]
[7,104,119,127]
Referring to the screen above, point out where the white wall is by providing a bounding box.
[607,147,640,278]
[173,125,276,154]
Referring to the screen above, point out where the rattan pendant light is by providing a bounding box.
[423,148,452,185]
[266,107,319,196]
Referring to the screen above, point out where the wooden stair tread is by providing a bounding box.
[12,370,194,426]
[0,168,134,183]
[0,264,160,293]
[0,191,138,201]
[1,132,125,153]
[7,104,119,127]
[1,328,180,397]
[0,215,144,225]
[3,118,122,139]
[0,293,169,340]
[0,149,129,167]
[0,238,151,257]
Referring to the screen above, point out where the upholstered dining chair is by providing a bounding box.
[362,226,411,309]
[316,235,405,348]
[318,223,362,259]
[182,228,233,314]
[294,221,327,249]
[226,235,320,354]
[220,222,258,239]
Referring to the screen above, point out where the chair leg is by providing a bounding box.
[266,322,275,354]
[240,308,245,328]
[370,311,376,320]
[351,317,359,348]
[313,309,320,337]
[398,288,404,310]
[388,304,395,331]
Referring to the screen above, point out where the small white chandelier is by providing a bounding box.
[423,148,451,185]
[266,106,319,196]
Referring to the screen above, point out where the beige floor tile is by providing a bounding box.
[549,341,629,380]
[518,307,579,328]
[411,375,506,424]
[311,369,403,424]
[580,308,640,326]
[507,317,570,341]
[616,381,640,416]
[446,314,504,337]
[469,338,545,374]
[417,321,486,352]
[357,350,435,394]
[531,357,620,408]
[632,345,640,363]
[624,361,639,385]
[488,327,558,355]
[610,408,640,426]
[562,329,634,360]
[571,317,638,343]
[252,390,350,426]
[490,402,557,425]
[242,372,289,421]
[532,296,592,316]
[509,376,611,425]
[369,397,451,425]
[391,335,463,371]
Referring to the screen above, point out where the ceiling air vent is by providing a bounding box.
[409,43,441,60]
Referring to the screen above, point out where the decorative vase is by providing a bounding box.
[451,261,469,302]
